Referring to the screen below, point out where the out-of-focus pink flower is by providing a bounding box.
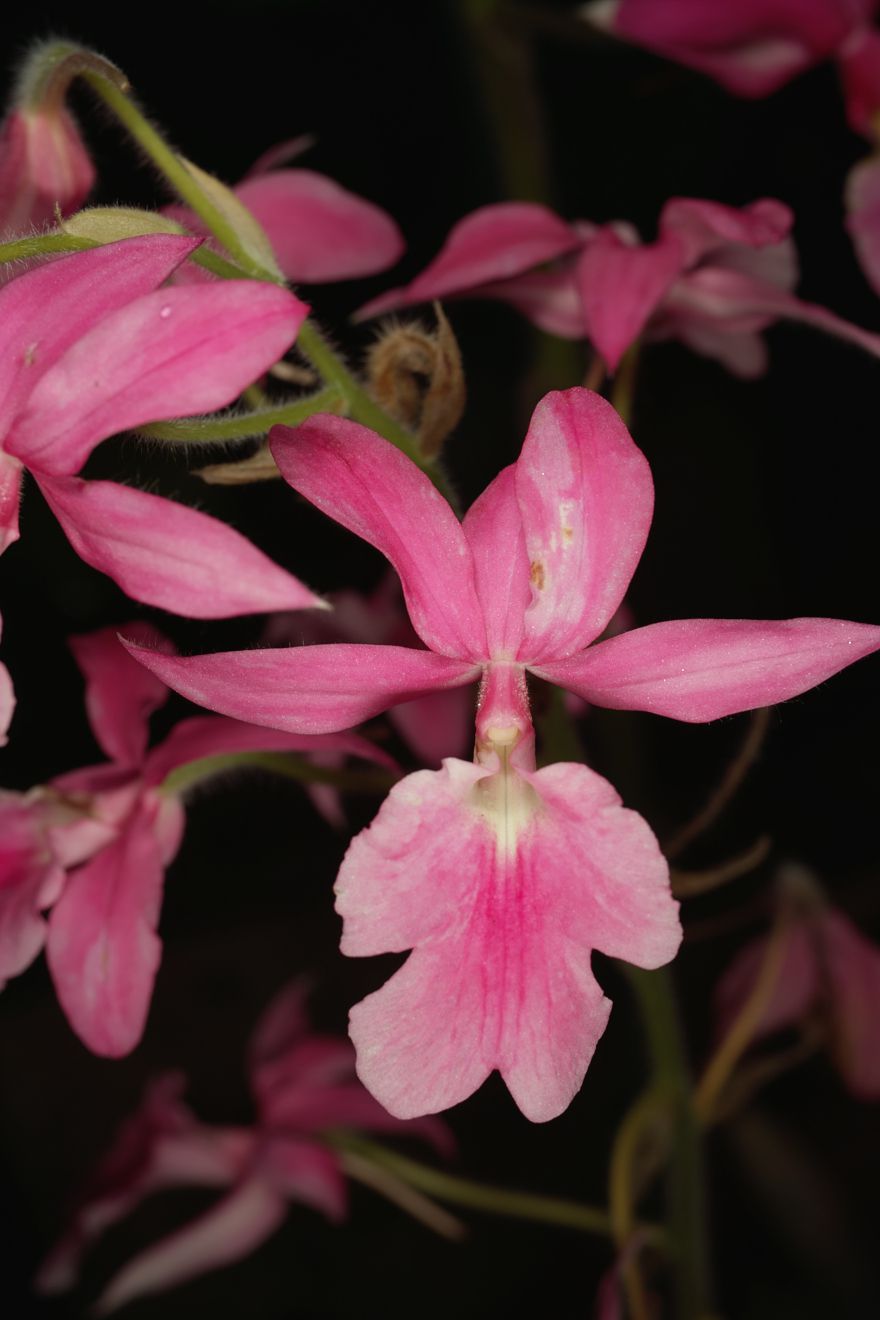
[586,1,880,127]
[716,865,880,1098]
[0,234,321,616]
[37,983,451,1313]
[356,197,880,375]
[266,570,474,769]
[0,104,95,236]
[1,625,393,1057]
[0,613,14,744]
[127,388,880,1120]
[165,143,403,286]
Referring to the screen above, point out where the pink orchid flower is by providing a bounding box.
[716,865,880,1098]
[357,197,880,375]
[586,0,880,131]
[37,982,451,1314]
[0,101,94,236]
[0,233,322,616]
[165,142,403,286]
[126,388,880,1121]
[0,624,394,1057]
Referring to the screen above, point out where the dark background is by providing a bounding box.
[1,2,879,1316]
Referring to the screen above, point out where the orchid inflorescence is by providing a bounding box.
[1,15,879,1318]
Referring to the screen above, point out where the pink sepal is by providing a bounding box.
[577,229,684,370]
[234,169,404,282]
[37,474,322,617]
[124,639,479,735]
[45,793,184,1056]
[355,201,581,319]
[93,1178,287,1316]
[535,617,880,722]
[69,623,170,768]
[6,282,309,477]
[462,465,531,659]
[0,106,94,234]
[0,790,64,986]
[0,235,199,436]
[515,389,654,663]
[659,196,793,265]
[259,1136,347,1220]
[338,758,678,1121]
[270,415,486,658]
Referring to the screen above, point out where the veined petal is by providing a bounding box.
[576,229,685,370]
[270,415,486,657]
[234,170,404,282]
[37,475,322,617]
[515,389,654,663]
[69,624,171,769]
[6,282,308,477]
[45,795,183,1056]
[535,617,880,722]
[125,640,480,735]
[94,1179,287,1315]
[144,715,395,784]
[0,235,199,435]
[462,465,531,658]
[355,201,581,319]
[338,758,677,1120]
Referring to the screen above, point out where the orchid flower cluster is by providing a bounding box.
[0,14,879,1318]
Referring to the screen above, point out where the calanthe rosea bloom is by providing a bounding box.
[716,865,880,1098]
[0,102,94,236]
[127,388,880,1120]
[37,983,450,1313]
[0,625,393,1057]
[357,197,880,375]
[0,233,321,616]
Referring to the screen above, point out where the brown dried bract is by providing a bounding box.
[365,302,465,458]
[197,443,281,485]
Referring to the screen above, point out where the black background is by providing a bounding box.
[1,2,879,1317]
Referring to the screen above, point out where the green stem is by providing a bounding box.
[139,388,344,445]
[626,968,711,1320]
[160,751,397,798]
[81,70,276,281]
[328,1133,623,1238]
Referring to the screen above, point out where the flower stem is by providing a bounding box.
[138,387,345,445]
[626,968,712,1320]
[329,1133,632,1239]
[160,751,397,798]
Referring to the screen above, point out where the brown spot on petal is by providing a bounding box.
[562,525,573,543]
[530,561,545,590]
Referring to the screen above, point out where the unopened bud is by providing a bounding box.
[62,206,188,244]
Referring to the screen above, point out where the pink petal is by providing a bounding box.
[46,765,143,868]
[658,196,793,266]
[714,923,819,1042]
[597,0,864,97]
[94,1179,287,1315]
[389,686,474,766]
[515,389,654,663]
[0,610,13,743]
[0,235,199,435]
[338,758,678,1120]
[478,263,587,338]
[242,136,316,177]
[260,1136,347,1220]
[577,229,685,370]
[0,106,94,234]
[845,152,880,298]
[0,790,63,986]
[233,170,404,282]
[6,282,308,477]
[69,624,171,768]
[144,714,395,784]
[535,617,880,722]
[836,24,880,135]
[355,202,581,319]
[125,638,480,734]
[37,474,322,617]
[462,465,532,658]
[45,794,184,1056]
[270,415,487,658]
[658,318,770,377]
[0,450,22,554]
[822,911,880,1097]
[662,263,880,359]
